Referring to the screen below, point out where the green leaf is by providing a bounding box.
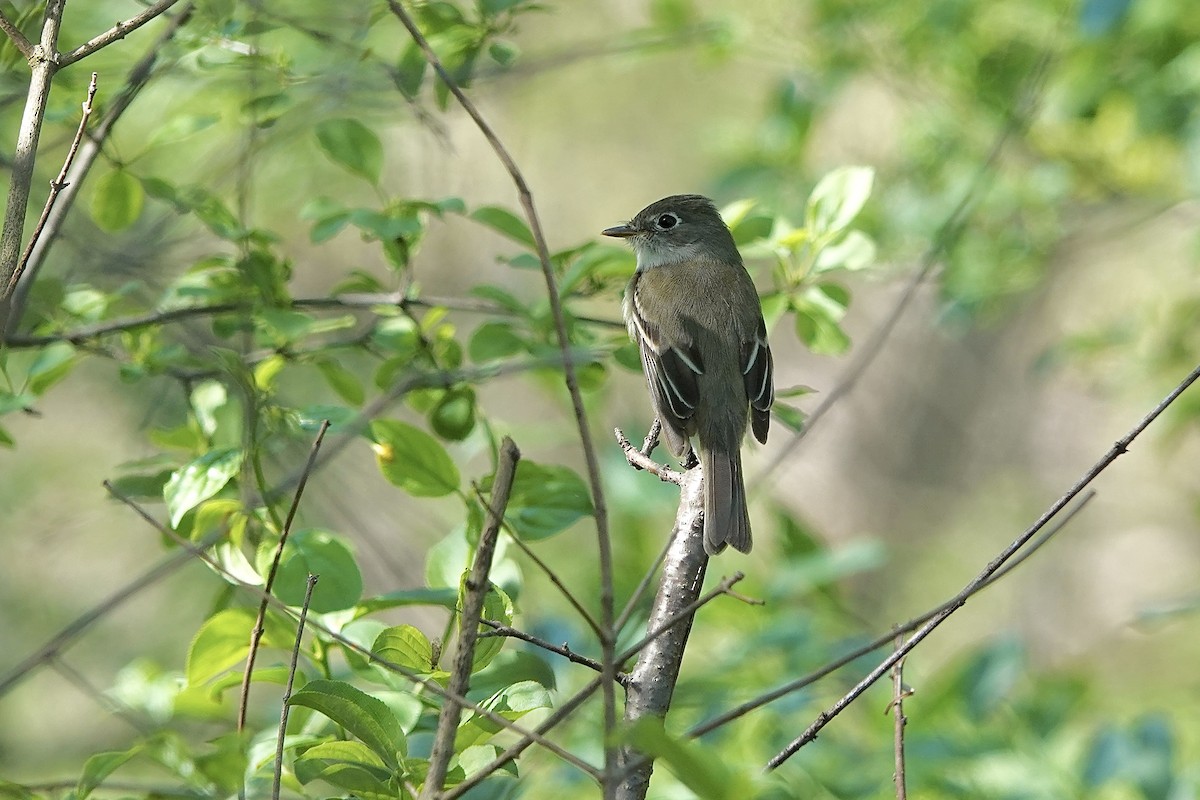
[315,118,384,184]
[91,169,144,232]
[489,461,593,540]
[77,746,143,800]
[287,679,405,769]
[469,321,526,362]
[315,357,365,406]
[469,205,535,248]
[772,403,806,434]
[186,607,294,686]
[623,718,736,800]
[455,681,551,750]
[356,587,459,615]
[372,625,435,673]
[471,583,514,672]
[370,419,461,496]
[488,40,520,67]
[163,448,242,527]
[430,386,475,441]
[792,284,851,357]
[814,229,877,272]
[806,165,874,236]
[272,529,363,612]
[26,342,77,394]
[395,41,428,99]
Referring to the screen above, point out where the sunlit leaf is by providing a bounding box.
[287,679,404,769]
[315,118,384,184]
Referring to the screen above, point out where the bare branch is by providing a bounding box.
[614,427,683,485]
[6,72,98,298]
[890,634,910,800]
[238,419,330,733]
[0,10,34,58]
[479,618,613,679]
[423,438,521,799]
[0,0,66,305]
[383,8,619,789]
[688,489,1097,739]
[273,574,318,800]
[768,361,1200,768]
[59,0,183,67]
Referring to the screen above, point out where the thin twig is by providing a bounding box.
[890,634,909,800]
[238,419,330,733]
[59,0,183,67]
[423,438,521,799]
[614,532,674,635]
[615,572,747,666]
[440,676,604,800]
[272,573,318,800]
[479,618,613,679]
[7,72,98,298]
[688,489,1096,739]
[384,8,619,792]
[0,0,66,305]
[614,427,683,484]
[0,10,34,58]
[502,526,604,637]
[768,362,1200,769]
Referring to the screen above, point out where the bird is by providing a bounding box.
[603,194,773,554]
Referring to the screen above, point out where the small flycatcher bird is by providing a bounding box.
[604,195,773,554]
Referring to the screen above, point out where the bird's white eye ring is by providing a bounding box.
[655,213,680,230]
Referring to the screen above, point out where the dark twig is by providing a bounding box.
[384,8,619,790]
[768,362,1200,768]
[59,0,183,66]
[272,573,318,800]
[889,634,909,800]
[238,419,330,733]
[479,618,613,679]
[7,72,98,298]
[423,438,521,799]
[688,489,1096,739]
[0,10,33,59]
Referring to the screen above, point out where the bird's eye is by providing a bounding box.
[656,213,680,230]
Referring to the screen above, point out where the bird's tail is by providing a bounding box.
[699,446,752,554]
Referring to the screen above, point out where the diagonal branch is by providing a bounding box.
[423,437,521,799]
[7,71,98,298]
[768,361,1200,768]
[0,10,34,58]
[59,0,183,67]
[237,419,330,732]
[272,573,318,800]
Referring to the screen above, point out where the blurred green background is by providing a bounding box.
[1,0,1199,797]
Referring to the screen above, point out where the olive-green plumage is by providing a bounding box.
[604,195,773,554]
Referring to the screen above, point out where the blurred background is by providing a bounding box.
[1,0,1199,797]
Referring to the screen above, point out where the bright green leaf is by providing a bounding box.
[287,679,404,769]
[814,229,877,272]
[623,717,736,800]
[91,169,144,232]
[370,419,460,497]
[372,625,435,673]
[469,205,535,248]
[77,746,143,800]
[489,461,593,540]
[186,607,294,686]
[315,118,383,184]
[469,321,526,362]
[806,165,874,236]
[26,342,77,395]
[164,447,241,527]
[272,529,363,612]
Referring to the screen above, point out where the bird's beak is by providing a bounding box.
[602,223,637,238]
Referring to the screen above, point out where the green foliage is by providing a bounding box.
[1,0,1197,797]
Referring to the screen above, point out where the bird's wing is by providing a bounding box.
[742,315,773,443]
[629,300,703,457]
